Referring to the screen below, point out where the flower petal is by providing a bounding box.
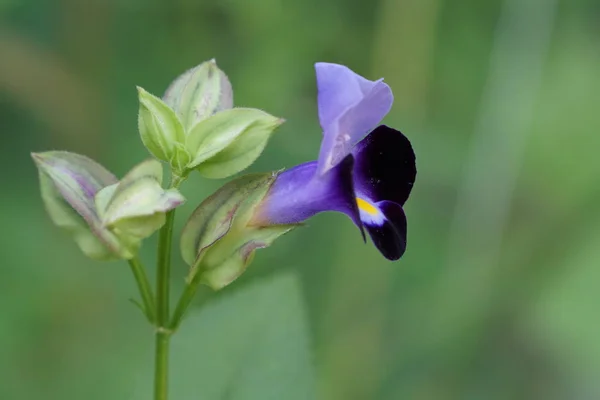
[315,63,393,174]
[362,200,407,261]
[353,125,416,206]
[252,155,363,236]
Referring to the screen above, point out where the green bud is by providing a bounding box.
[33,152,185,260]
[180,173,295,290]
[185,108,284,179]
[139,61,282,178]
[32,151,134,259]
[97,159,185,239]
[137,87,189,174]
[163,59,233,131]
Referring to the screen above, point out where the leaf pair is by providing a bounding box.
[138,60,283,179]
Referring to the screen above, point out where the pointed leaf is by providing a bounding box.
[185,108,283,176]
[195,120,277,179]
[138,87,187,168]
[163,59,234,131]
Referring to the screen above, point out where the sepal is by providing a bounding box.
[97,159,185,239]
[180,173,295,290]
[32,152,133,259]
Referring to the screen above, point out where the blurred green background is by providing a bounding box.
[2,0,600,399]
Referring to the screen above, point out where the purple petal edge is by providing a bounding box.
[314,63,393,174]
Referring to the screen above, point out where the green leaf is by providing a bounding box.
[137,87,187,167]
[185,108,283,177]
[132,272,316,400]
[163,59,234,131]
[195,119,278,179]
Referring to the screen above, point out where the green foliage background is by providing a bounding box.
[1,0,600,399]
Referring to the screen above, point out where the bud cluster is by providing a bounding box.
[33,59,290,289]
[33,154,184,260]
[138,60,283,179]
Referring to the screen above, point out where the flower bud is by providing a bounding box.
[96,159,185,239]
[185,108,284,179]
[163,59,233,131]
[137,87,190,175]
[139,61,283,178]
[32,151,133,259]
[180,173,295,290]
[33,152,185,260]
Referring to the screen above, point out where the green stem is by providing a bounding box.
[154,208,176,400]
[156,209,176,325]
[152,173,189,400]
[169,263,205,331]
[154,329,170,400]
[127,257,156,323]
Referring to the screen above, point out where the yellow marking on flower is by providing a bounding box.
[356,197,377,215]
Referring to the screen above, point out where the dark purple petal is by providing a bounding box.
[353,125,416,206]
[253,155,363,237]
[314,63,393,174]
[363,200,407,260]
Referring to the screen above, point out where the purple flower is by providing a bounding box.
[252,63,416,260]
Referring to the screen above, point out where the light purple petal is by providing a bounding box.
[253,155,363,237]
[314,62,393,174]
